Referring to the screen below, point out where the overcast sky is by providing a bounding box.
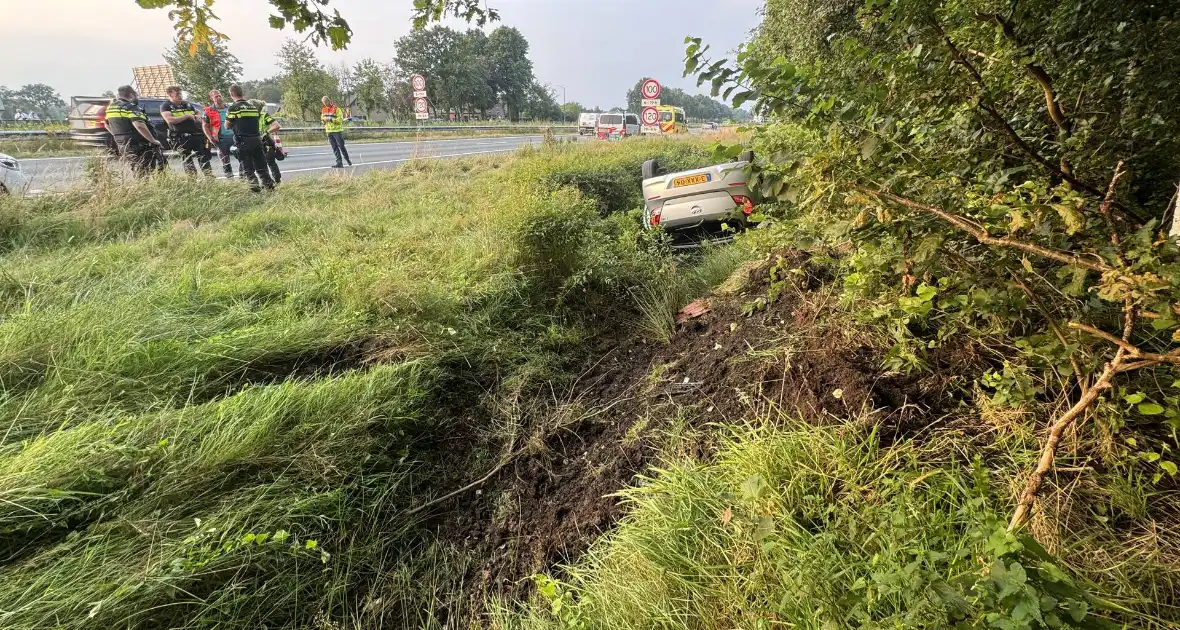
[1,0,762,108]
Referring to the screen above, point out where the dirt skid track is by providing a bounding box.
[428,249,944,621]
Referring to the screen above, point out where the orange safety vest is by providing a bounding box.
[321,106,343,133]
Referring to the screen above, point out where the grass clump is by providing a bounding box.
[0,138,719,628]
[511,422,1130,630]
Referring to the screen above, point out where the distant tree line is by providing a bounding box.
[165,26,565,122]
[0,84,67,120]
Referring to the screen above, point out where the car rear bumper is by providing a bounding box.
[664,220,744,249]
[652,190,742,229]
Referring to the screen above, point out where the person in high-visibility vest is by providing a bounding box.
[105,85,165,177]
[249,99,283,185]
[225,85,274,192]
[321,96,352,168]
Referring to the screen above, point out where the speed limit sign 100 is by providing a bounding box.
[641,79,661,100]
[641,107,659,126]
[411,75,426,91]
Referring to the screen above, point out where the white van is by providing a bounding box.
[596,112,640,139]
[578,112,599,135]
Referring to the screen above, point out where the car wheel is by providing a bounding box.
[0,183,7,196]
[642,159,661,180]
[738,150,755,164]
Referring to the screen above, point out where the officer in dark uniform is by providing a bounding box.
[104,85,165,177]
[249,99,283,185]
[224,85,274,192]
[161,86,216,177]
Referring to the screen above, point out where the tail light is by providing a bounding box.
[732,195,755,215]
[97,106,108,129]
[650,206,663,226]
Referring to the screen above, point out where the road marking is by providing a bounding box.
[17,135,548,162]
[278,146,527,174]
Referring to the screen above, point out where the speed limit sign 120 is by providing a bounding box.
[641,107,659,126]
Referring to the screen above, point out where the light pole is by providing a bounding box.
[554,84,567,123]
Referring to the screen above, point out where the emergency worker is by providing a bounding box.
[321,96,352,168]
[248,99,283,185]
[206,89,239,178]
[104,85,164,177]
[224,85,274,191]
[161,86,216,177]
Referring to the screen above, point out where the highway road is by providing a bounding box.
[17,135,570,192]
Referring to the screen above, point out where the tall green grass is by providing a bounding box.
[504,420,1159,629]
[0,138,720,628]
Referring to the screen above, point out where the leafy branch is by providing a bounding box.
[137,0,498,52]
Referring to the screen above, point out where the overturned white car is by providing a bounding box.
[641,151,755,249]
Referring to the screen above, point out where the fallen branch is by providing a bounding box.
[1009,358,1116,531]
[1010,293,1180,530]
[1070,322,1180,366]
[852,184,1112,273]
[405,453,518,516]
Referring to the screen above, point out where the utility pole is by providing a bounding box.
[554,84,567,123]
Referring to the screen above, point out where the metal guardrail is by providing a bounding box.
[1,125,578,138]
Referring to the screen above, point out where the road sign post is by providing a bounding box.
[412,75,429,119]
[640,78,662,108]
[641,106,660,134]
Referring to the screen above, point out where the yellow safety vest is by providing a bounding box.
[321,106,343,133]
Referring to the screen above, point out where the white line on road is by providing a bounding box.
[278,146,523,174]
[18,135,545,162]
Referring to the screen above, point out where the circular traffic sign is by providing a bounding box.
[413,97,428,113]
[411,75,426,91]
[641,106,659,126]
[641,78,662,100]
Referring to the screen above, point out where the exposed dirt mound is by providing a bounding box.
[429,248,946,622]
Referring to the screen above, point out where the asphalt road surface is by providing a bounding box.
[18,135,569,192]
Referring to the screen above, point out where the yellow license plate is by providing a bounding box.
[672,173,710,187]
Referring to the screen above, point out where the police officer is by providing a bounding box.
[225,85,274,192]
[161,86,216,177]
[104,85,165,177]
[248,99,283,185]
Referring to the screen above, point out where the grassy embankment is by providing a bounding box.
[0,138,733,628]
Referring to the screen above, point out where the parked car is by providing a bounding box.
[344,116,366,123]
[68,96,169,153]
[578,112,599,135]
[0,153,28,195]
[641,151,756,248]
[596,112,640,139]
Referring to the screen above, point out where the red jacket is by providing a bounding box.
[204,106,223,135]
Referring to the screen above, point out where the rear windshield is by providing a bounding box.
[660,111,673,122]
[599,114,622,125]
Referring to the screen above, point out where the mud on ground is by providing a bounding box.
[425,249,962,623]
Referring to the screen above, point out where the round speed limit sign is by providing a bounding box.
[641,107,659,126]
[411,75,426,91]
[641,78,662,100]
[413,97,428,113]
